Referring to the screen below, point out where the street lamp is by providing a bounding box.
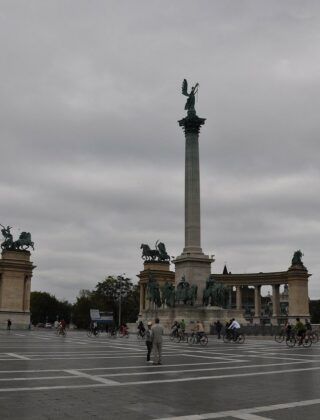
[116,274,131,328]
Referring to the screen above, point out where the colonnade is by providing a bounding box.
[235,284,281,317]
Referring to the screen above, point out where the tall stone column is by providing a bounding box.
[272,284,280,318]
[174,112,214,304]
[236,286,242,310]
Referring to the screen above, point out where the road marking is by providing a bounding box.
[6,353,30,360]
[0,359,246,374]
[65,369,119,385]
[0,375,81,382]
[231,414,271,420]
[1,364,320,392]
[119,365,320,386]
[154,397,320,419]
[98,359,318,377]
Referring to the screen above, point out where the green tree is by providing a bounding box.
[30,291,72,325]
[309,300,320,323]
[72,290,95,329]
[95,275,135,326]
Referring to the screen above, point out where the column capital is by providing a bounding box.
[178,113,206,134]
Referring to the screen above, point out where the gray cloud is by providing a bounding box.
[1,1,320,301]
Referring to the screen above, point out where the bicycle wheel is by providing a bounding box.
[310,332,319,344]
[200,335,208,346]
[170,333,175,341]
[286,336,296,347]
[87,330,93,337]
[223,334,231,343]
[237,334,245,344]
[303,336,312,348]
[274,334,284,343]
[174,334,181,343]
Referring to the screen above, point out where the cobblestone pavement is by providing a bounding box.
[0,330,320,419]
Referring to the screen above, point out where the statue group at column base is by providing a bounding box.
[138,306,246,335]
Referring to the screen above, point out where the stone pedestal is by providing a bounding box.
[0,250,36,329]
[137,261,175,314]
[139,306,246,334]
[174,253,213,305]
[287,265,310,318]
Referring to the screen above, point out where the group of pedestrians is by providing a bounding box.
[144,318,164,364]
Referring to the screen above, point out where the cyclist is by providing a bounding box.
[171,321,180,338]
[137,321,145,337]
[58,319,66,335]
[228,318,240,341]
[195,320,205,341]
[295,317,306,345]
[305,319,312,332]
[284,320,292,340]
[120,323,129,336]
[180,319,186,333]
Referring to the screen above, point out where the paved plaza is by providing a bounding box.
[0,331,320,419]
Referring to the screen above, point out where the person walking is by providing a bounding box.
[151,318,164,365]
[215,320,222,339]
[145,321,153,362]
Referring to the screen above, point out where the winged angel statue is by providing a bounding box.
[182,79,199,114]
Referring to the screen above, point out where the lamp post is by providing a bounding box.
[116,274,132,328]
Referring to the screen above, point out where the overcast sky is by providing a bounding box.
[1,1,320,301]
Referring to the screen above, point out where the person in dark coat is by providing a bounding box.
[215,320,222,339]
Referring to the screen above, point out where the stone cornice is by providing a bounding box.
[178,113,206,134]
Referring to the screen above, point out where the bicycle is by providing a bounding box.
[87,328,100,338]
[307,331,319,344]
[177,330,188,343]
[187,332,208,346]
[55,327,67,337]
[108,328,118,338]
[274,329,286,343]
[223,329,245,344]
[286,331,312,348]
[169,329,180,343]
[137,330,145,340]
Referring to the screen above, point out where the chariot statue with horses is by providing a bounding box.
[1,224,34,251]
[140,240,170,262]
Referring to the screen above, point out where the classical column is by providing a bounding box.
[254,285,261,317]
[139,284,144,313]
[228,287,232,309]
[179,114,206,254]
[236,286,242,310]
[272,284,280,317]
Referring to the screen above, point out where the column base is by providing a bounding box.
[173,252,214,305]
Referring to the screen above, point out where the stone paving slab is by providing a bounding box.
[0,331,320,419]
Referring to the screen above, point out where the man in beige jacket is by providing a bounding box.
[151,318,164,365]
